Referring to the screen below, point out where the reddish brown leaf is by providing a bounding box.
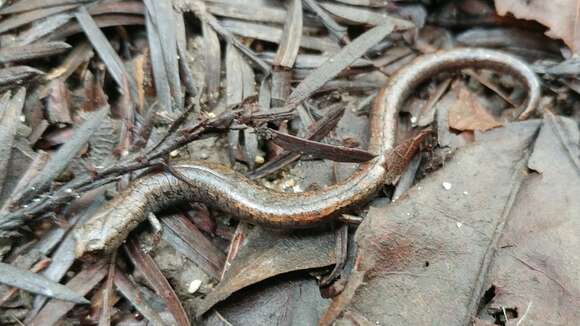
[495,0,580,53]
[448,83,503,132]
[262,127,376,163]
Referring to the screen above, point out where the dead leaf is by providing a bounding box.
[0,66,44,86]
[126,238,190,326]
[204,276,329,326]
[448,83,503,132]
[321,116,580,325]
[0,42,71,64]
[0,89,26,200]
[160,214,226,280]
[286,22,398,108]
[75,6,139,100]
[144,0,183,112]
[273,0,302,68]
[261,127,376,163]
[27,262,107,326]
[321,120,541,325]
[194,227,336,317]
[475,113,580,325]
[16,106,109,204]
[0,262,88,304]
[114,271,166,326]
[495,0,580,53]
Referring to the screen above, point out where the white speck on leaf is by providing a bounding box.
[188,279,202,294]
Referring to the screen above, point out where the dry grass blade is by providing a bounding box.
[144,0,183,112]
[28,262,107,326]
[202,20,221,103]
[0,0,93,15]
[27,199,105,320]
[0,262,88,304]
[320,2,411,27]
[205,1,286,24]
[286,22,395,108]
[333,0,388,6]
[273,0,302,68]
[74,6,138,100]
[262,127,376,162]
[0,4,77,34]
[46,41,93,81]
[226,44,256,107]
[114,271,165,326]
[242,128,259,169]
[143,11,171,113]
[125,238,190,326]
[88,1,144,16]
[97,253,116,326]
[0,66,44,86]
[161,214,226,280]
[175,13,198,98]
[178,0,271,74]
[0,42,71,64]
[0,152,49,215]
[303,0,348,42]
[15,107,109,205]
[27,237,78,319]
[0,89,26,199]
[12,12,74,46]
[46,80,72,124]
[222,19,339,53]
[0,258,50,306]
[47,14,145,41]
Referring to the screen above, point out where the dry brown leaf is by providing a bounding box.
[321,116,580,325]
[448,83,503,132]
[495,0,580,53]
[194,227,336,317]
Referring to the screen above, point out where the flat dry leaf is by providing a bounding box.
[203,276,329,326]
[495,0,580,53]
[194,227,336,317]
[448,83,503,132]
[321,116,580,325]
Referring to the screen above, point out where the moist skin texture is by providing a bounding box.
[75,48,541,256]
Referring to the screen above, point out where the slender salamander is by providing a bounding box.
[75,48,541,256]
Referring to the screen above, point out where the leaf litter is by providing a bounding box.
[0,1,578,325]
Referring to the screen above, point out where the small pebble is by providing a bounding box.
[255,155,265,164]
[442,182,452,190]
[463,191,469,195]
[169,150,180,158]
[188,279,202,294]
